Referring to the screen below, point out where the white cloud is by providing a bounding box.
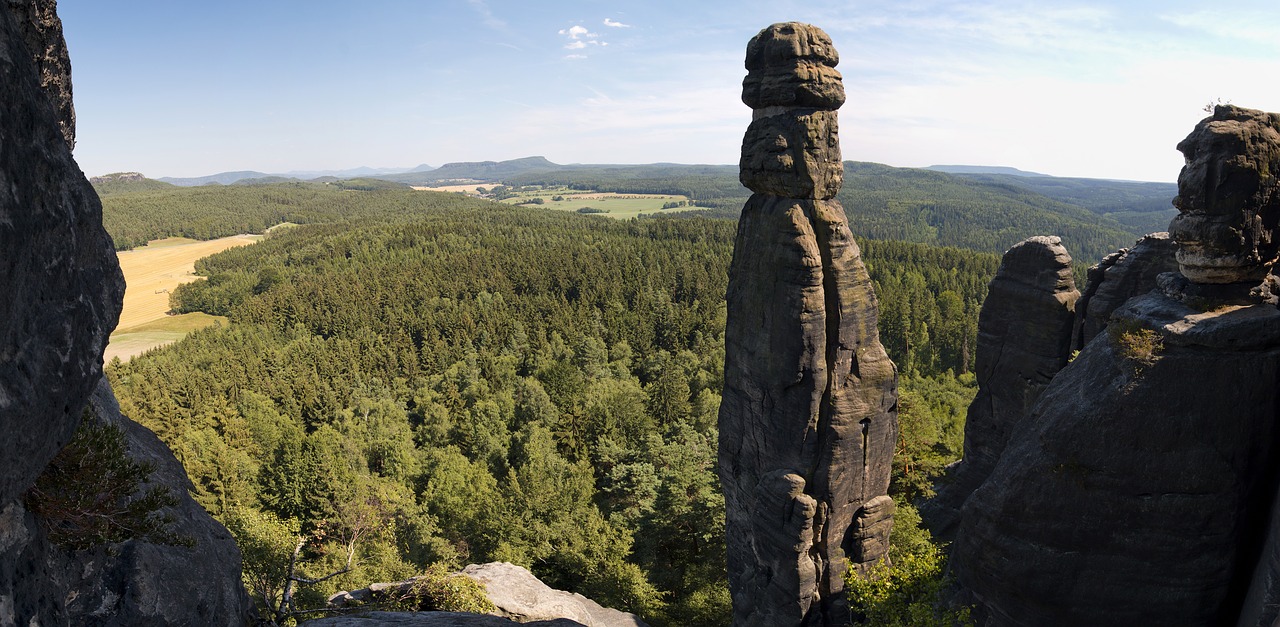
[603,18,630,28]
[558,23,606,54]
[565,54,587,60]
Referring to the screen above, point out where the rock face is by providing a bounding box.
[1072,232,1179,349]
[305,612,584,627]
[0,379,254,625]
[331,562,647,627]
[0,0,120,509]
[0,2,253,624]
[920,236,1078,539]
[4,0,74,148]
[950,105,1280,626]
[719,22,898,627]
[1169,105,1280,284]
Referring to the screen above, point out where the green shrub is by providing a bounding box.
[846,502,972,627]
[383,563,496,614]
[24,411,188,550]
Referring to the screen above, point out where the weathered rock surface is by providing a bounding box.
[954,294,1280,626]
[0,378,254,625]
[720,22,897,627]
[303,612,584,627]
[921,237,1079,539]
[1169,105,1280,284]
[462,562,647,627]
[949,106,1280,626]
[4,0,73,148]
[741,22,844,111]
[1072,232,1179,349]
[0,0,121,508]
[330,562,646,627]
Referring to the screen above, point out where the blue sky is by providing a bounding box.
[58,1,1280,182]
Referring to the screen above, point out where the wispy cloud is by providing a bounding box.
[467,0,505,30]
[1161,10,1280,50]
[604,18,630,28]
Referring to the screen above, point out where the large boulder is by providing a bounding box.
[720,22,897,627]
[921,236,1078,539]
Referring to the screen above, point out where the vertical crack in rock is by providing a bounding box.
[719,22,898,627]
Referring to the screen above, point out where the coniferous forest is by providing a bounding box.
[102,186,993,624]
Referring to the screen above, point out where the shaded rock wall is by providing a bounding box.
[1072,232,1179,350]
[0,0,119,509]
[949,105,1280,626]
[1,379,253,625]
[0,2,253,624]
[719,22,897,627]
[921,236,1078,539]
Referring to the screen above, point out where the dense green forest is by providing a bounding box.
[105,193,987,624]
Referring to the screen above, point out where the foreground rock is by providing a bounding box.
[921,236,1078,539]
[304,612,583,626]
[0,0,120,507]
[951,105,1280,625]
[329,562,646,627]
[719,22,898,627]
[1,379,253,625]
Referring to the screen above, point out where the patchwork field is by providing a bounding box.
[413,184,694,219]
[106,233,261,362]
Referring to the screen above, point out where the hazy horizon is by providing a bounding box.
[59,0,1280,183]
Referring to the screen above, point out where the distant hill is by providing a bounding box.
[89,172,177,196]
[159,170,271,186]
[939,172,1178,236]
[378,156,561,184]
[158,164,436,187]
[926,165,1050,177]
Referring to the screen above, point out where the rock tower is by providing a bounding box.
[951,105,1280,625]
[719,22,898,627]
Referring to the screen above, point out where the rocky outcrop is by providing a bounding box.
[950,105,1280,626]
[0,2,253,624]
[0,0,120,509]
[1072,232,1179,349]
[4,0,73,148]
[330,562,647,627]
[1169,105,1280,284]
[921,236,1078,539]
[719,22,897,627]
[1,378,253,625]
[304,612,584,626]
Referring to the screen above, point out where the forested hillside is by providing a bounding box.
[106,197,989,624]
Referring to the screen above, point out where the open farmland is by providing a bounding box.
[105,233,261,361]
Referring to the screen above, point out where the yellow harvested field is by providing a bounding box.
[106,234,261,362]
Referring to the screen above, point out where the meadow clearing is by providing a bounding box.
[105,233,261,362]
[414,184,692,219]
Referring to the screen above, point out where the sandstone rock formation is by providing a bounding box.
[0,2,253,624]
[4,0,73,148]
[950,105,1280,626]
[0,0,119,511]
[330,562,647,627]
[719,22,897,627]
[1071,232,1179,349]
[0,379,253,624]
[920,236,1078,539]
[305,612,585,627]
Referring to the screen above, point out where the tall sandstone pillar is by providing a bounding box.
[718,22,898,627]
